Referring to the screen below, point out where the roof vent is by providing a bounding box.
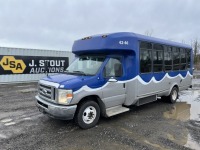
[82,36,92,40]
[102,35,108,38]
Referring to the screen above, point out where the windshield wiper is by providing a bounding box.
[73,70,86,76]
[63,70,74,74]
[64,70,93,76]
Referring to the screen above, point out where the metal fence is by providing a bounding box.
[0,47,74,83]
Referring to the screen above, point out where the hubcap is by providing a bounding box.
[172,90,177,101]
[82,106,97,124]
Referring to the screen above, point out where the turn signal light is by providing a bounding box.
[67,93,73,98]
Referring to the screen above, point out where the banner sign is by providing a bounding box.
[0,55,69,75]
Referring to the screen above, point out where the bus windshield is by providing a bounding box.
[65,55,105,76]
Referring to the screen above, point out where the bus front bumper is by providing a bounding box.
[35,95,77,120]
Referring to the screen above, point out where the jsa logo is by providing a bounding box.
[0,56,26,73]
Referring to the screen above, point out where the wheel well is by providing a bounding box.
[165,84,179,97]
[173,85,179,92]
[77,95,106,117]
[171,85,179,98]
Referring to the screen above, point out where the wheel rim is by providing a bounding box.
[82,106,97,124]
[172,90,177,101]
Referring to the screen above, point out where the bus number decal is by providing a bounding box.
[119,41,128,45]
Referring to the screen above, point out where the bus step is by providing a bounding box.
[106,105,130,117]
[137,95,157,106]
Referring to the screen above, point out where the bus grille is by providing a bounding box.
[38,83,55,101]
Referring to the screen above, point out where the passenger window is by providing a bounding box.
[104,58,123,78]
[164,47,172,71]
[180,48,186,70]
[173,47,180,70]
[153,44,163,72]
[140,42,152,49]
[140,50,152,73]
[140,42,152,73]
[186,49,191,69]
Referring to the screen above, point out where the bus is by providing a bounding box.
[36,32,193,129]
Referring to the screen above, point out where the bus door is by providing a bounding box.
[101,57,126,108]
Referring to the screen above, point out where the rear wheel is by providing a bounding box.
[75,101,100,129]
[169,87,178,103]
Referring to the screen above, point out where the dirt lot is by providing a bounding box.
[0,82,200,150]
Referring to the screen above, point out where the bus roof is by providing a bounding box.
[72,32,192,54]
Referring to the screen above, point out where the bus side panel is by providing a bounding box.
[177,72,193,91]
[124,80,138,105]
[136,71,192,98]
[137,72,172,97]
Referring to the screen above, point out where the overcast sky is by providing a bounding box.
[0,0,199,51]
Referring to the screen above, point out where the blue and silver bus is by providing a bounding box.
[36,32,193,129]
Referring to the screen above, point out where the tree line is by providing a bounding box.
[192,38,200,67]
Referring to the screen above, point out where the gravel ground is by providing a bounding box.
[0,82,200,150]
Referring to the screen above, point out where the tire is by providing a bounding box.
[75,101,100,129]
[169,87,178,103]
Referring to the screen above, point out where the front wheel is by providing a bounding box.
[75,101,100,129]
[169,87,178,103]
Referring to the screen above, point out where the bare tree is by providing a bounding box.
[192,38,200,65]
[144,29,153,37]
[181,39,186,44]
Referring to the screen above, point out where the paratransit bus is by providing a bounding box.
[36,32,193,129]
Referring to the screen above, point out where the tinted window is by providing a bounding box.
[164,47,172,71]
[140,42,152,73]
[104,58,123,78]
[140,49,152,73]
[140,42,152,49]
[186,49,191,69]
[180,48,186,70]
[173,48,180,70]
[153,44,163,72]
[154,44,164,50]
[153,50,163,72]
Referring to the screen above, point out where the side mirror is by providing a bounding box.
[108,78,118,82]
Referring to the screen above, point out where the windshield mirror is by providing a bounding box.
[66,55,105,75]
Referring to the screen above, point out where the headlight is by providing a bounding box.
[57,89,73,105]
